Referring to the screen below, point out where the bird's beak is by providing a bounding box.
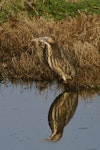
[33,37,48,43]
[41,137,55,142]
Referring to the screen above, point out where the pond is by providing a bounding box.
[0,81,100,150]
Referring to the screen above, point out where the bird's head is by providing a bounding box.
[33,36,56,46]
[41,36,55,44]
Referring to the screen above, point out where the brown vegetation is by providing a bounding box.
[0,13,100,89]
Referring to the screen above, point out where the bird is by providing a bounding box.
[32,36,76,83]
[44,91,78,142]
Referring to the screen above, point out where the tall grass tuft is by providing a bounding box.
[0,13,100,89]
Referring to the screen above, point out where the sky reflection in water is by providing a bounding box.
[0,82,100,150]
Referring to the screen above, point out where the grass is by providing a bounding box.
[0,13,100,89]
[0,0,100,90]
[0,0,100,24]
[35,0,100,19]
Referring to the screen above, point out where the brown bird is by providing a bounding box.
[33,36,75,83]
[44,91,78,142]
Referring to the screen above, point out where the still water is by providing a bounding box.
[0,82,100,150]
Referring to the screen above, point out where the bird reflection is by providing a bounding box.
[45,91,78,142]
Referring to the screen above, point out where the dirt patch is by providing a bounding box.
[0,13,100,89]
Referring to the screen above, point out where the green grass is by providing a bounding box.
[26,0,100,20]
[0,0,25,24]
[0,0,100,23]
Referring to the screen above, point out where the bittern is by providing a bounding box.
[44,92,78,142]
[33,36,75,83]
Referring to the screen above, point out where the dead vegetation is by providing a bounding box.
[0,13,100,89]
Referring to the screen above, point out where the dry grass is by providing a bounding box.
[0,12,100,89]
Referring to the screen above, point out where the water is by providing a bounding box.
[0,82,100,150]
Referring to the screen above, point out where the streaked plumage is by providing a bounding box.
[33,36,75,83]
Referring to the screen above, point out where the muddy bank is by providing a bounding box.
[0,13,100,89]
